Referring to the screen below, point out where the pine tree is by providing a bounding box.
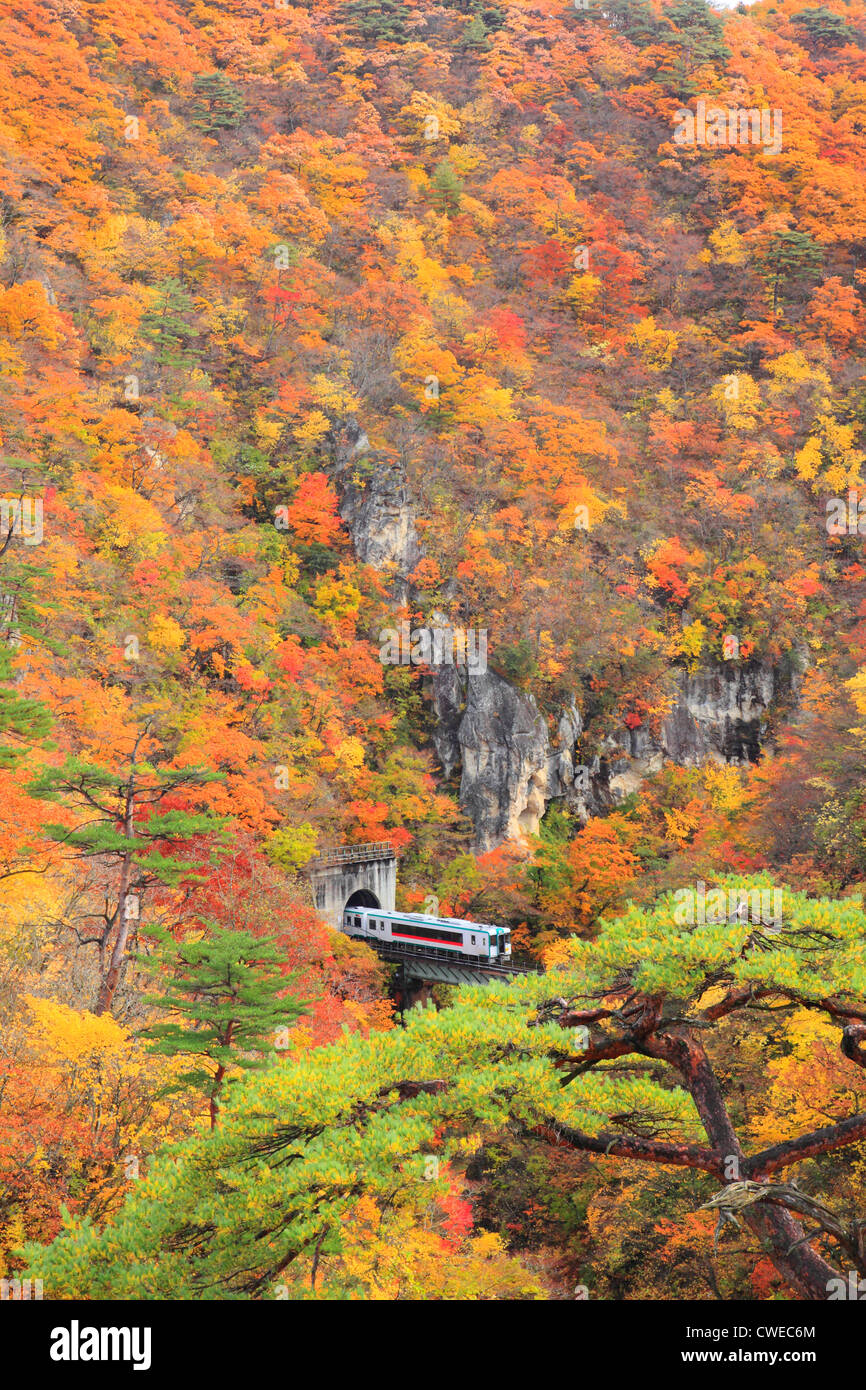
[339,1,411,45]
[27,732,227,1015]
[754,230,824,318]
[139,278,199,373]
[0,552,59,768]
[190,73,246,134]
[138,922,308,1128]
[431,159,463,212]
[0,644,52,770]
[656,0,731,97]
[589,0,661,46]
[460,14,491,50]
[27,877,866,1301]
[792,7,861,50]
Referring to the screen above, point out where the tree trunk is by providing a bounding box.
[94,770,136,1016]
[645,1031,843,1300]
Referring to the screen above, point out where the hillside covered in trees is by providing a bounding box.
[2,0,866,1304]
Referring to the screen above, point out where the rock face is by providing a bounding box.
[331,430,794,853]
[431,666,592,852]
[431,665,552,852]
[661,665,776,764]
[605,663,778,803]
[333,418,420,601]
[430,660,785,854]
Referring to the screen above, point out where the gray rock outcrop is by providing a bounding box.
[333,418,420,601]
[430,660,785,853]
[329,429,796,853]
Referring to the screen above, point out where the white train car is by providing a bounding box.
[341,907,511,963]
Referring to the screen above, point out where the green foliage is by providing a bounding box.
[491,638,538,685]
[190,73,246,133]
[26,757,227,888]
[138,921,308,1113]
[0,554,62,767]
[265,823,319,871]
[0,643,52,769]
[792,6,862,49]
[589,0,662,45]
[26,877,866,1299]
[437,851,482,905]
[139,279,199,372]
[753,230,824,315]
[441,0,506,29]
[430,159,463,212]
[524,803,575,904]
[460,14,492,49]
[339,0,411,45]
[655,0,731,96]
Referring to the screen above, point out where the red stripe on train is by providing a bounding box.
[391,932,472,948]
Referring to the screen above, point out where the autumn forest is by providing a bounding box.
[1,0,866,1312]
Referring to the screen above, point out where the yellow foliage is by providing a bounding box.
[766,350,830,397]
[313,573,362,623]
[707,220,748,266]
[396,92,461,146]
[702,763,744,814]
[794,414,865,494]
[0,876,67,960]
[329,1189,547,1300]
[22,994,130,1066]
[663,802,703,847]
[93,484,168,559]
[293,409,331,447]
[711,372,762,431]
[748,1009,866,1152]
[446,143,486,176]
[147,613,185,654]
[845,668,866,721]
[674,618,707,669]
[630,315,678,372]
[564,272,602,314]
[310,374,360,417]
[393,328,463,409]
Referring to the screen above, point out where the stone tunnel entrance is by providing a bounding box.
[304,844,396,930]
[344,888,381,910]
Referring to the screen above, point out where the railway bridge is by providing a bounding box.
[305,843,538,992]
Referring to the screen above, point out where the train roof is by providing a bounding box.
[348,907,507,932]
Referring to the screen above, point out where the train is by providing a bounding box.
[341,906,511,962]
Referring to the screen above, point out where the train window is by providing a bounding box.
[392,923,462,945]
[471,935,476,944]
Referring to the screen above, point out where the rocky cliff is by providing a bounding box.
[333,419,421,602]
[430,660,788,854]
[332,430,796,853]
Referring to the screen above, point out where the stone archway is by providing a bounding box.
[304,845,396,930]
[345,888,381,910]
